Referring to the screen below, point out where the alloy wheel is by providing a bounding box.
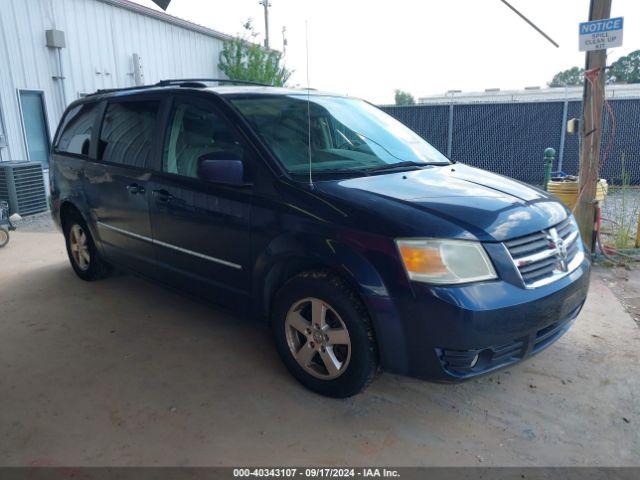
[69,224,90,271]
[284,297,351,380]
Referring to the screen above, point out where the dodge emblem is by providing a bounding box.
[547,228,568,272]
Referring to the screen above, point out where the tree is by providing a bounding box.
[548,67,585,87]
[394,89,415,105]
[218,19,292,87]
[549,50,640,87]
[608,50,640,84]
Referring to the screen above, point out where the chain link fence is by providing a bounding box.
[382,98,640,249]
[381,98,640,186]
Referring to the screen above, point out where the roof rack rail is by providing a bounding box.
[91,84,153,96]
[87,78,271,97]
[156,78,271,87]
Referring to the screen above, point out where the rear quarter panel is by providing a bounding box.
[49,153,100,250]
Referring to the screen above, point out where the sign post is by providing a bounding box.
[575,1,620,253]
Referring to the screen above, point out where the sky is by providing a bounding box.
[130,0,639,104]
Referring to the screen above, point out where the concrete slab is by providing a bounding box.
[0,231,638,466]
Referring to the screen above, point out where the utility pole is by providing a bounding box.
[282,26,288,54]
[259,0,271,49]
[575,0,612,253]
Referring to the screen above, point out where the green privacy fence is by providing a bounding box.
[381,99,640,185]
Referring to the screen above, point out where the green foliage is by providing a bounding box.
[609,50,640,84]
[394,89,415,106]
[218,19,292,87]
[548,67,585,87]
[602,153,640,251]
[549,50,640,87]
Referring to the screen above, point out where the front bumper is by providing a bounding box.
[373,256,590,381]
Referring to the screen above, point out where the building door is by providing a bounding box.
[19,90,50,166]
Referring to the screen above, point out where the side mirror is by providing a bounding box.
[197,153,245,186]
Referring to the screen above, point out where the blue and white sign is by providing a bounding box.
[579,17,623,51]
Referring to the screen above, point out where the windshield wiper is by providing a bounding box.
[293,161,442,179]
[365,161,432,173]
[299,168,371,178]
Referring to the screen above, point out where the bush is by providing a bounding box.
[218,20,292,87]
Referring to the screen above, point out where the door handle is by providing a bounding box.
[152,189,174,203]
[126,183,145,195]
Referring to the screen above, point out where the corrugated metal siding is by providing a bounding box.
[0,0,225,162]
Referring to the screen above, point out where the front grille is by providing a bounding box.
[504,217,583,288]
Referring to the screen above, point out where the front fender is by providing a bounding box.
[253,231,411,374]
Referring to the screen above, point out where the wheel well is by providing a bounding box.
[262,258,366,322]
[59,201,82,230]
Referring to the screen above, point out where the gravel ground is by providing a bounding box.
[10,210,54,233]
[596,265,640,328]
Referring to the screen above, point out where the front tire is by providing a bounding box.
[63,213,111,281]
[272,270,378,398]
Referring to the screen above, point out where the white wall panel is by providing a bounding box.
[0,0,227,162]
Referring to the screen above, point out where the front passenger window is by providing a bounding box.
[162,101,244,179]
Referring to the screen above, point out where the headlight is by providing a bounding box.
[396,238,497,285]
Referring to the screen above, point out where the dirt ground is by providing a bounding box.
[597,264,640,328]
[0,227,639,467]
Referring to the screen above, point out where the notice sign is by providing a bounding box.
[579,17,623,51]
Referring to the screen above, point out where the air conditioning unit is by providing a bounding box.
[0,161,48,215]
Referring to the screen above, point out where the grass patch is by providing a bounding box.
[600,153,640,251]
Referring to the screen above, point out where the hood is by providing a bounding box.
[313,164,568,242]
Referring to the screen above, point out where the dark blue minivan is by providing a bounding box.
[50,80,590,397]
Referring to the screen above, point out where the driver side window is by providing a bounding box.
[162,99,244,179]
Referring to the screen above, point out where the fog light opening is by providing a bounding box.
[469,353,479,368]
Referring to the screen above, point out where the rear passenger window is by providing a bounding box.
[56,102,99,156]
[98,101,160,168]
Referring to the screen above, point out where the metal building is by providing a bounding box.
[0,0,232,167]
[417,84,640,105]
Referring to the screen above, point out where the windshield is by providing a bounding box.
[230,95,450,177]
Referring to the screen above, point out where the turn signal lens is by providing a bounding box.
[396,239,497,285]
[398,244,448,275]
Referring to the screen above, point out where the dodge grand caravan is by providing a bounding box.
[50,79,590,397]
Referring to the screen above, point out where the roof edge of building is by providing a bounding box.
[96,0,234,42]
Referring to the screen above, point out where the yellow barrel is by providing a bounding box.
[547,178,608,211]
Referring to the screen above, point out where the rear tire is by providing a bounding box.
[63,212,111,281]
[271,270,379,398]
[0,226,8,247]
